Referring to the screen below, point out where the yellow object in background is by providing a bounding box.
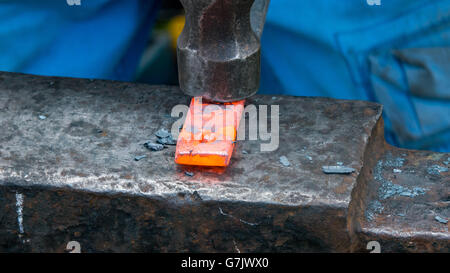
[168,15,185,50]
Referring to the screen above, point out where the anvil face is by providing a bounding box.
[175,97,245,167]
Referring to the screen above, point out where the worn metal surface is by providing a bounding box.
[0,72,379,207]
[0,72,448,252]
[350,145,449,252]
[177,0,270,102]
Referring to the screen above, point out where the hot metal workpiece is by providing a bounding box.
[175,97,245,167]
[0,72,448,252]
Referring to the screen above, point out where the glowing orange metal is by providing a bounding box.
[175,97,245,167]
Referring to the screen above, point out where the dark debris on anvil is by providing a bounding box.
[322,166,356,174]
[152,128,177,146]
[155,129,171,139]
[134,155,147,161]
[143,128,177,151]
[144,142,164,151]
[156,135,177,146]
[279,156,290,167]
[435,215,448,224]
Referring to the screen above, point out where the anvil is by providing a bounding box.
[0,72,448,252]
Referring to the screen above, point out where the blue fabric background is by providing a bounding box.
[260,0,450,152]
[0,0,159,81]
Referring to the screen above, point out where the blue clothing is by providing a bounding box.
[260,0,450,152]
[0,0,159,81]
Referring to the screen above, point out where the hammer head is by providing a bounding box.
[177,0,270,102]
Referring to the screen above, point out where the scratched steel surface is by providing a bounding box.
[0,72,381,208]
[352,147,449,252]
[1,72,448,252]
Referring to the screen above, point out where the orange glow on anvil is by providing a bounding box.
[175,97,245,167]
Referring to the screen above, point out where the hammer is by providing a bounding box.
[177,0,270,102]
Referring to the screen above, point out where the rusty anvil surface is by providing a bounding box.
[0,72,448,253]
